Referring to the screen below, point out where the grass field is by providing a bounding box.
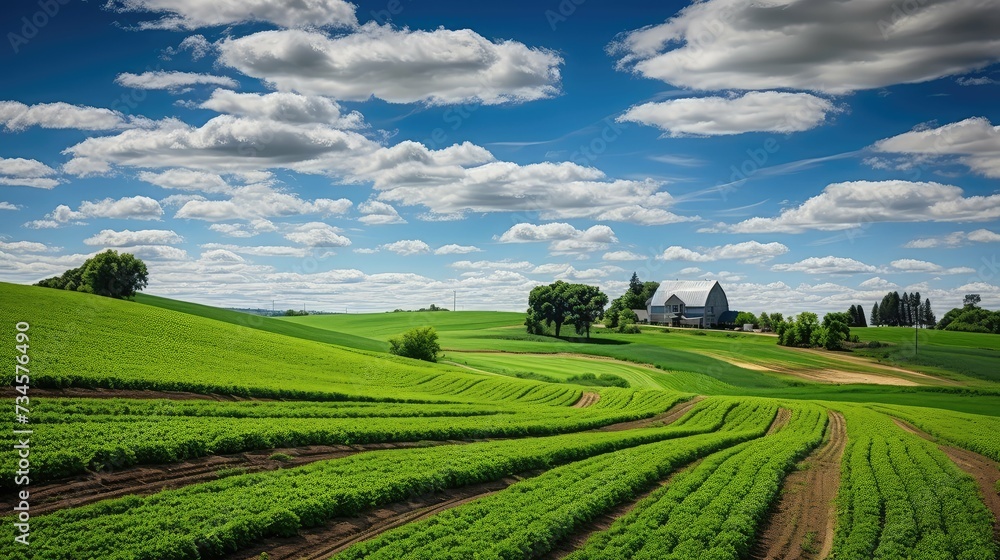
[3,282,999,560]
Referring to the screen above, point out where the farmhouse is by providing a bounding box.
[643,280,733,328]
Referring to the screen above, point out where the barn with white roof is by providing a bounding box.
[644,280,733,328]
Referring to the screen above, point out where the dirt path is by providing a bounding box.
[596,396,704,432]
[750,410,847,560]
[572,392,601,408]
[228,475,529,560]
[892,418,1000,543]
[0,441,461,516]
[788,347,956,385]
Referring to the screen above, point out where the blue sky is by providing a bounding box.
[1,0,999,314]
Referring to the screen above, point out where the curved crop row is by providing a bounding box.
[869,404,1000,462]
[830,406,995,560]
[567,403,827,560]
[0,393,687,486]
[0,402,743,560]
[334,401,777,559]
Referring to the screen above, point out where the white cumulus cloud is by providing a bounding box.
[772,256,878,275]
[611,0,1000,94]
[381,239,431,256]
[106,0,359,30]
[115,71,238,91]
[872,117,1000,178]
[618,92,838,137]
[84,229,183,247]
[283,222,351,247]
[658,241,788,263]
[218,24,562,105]
[726,181,1000,233]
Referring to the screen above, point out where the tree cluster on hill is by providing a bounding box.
[723,311,783,332]
[392,304,450,312]
[388,326,441,362]
[605,273,658,331]
[936,294,1000,334]
[870,291,935,328]
[283,309,309,316]
[35,250,148,299]
[525,281,609,339]
[775,311,852,350]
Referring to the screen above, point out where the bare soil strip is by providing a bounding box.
[572,392,601,408]
[228,475,529,560]
[892,418,1000,543]
[596,395,705,432]
[767,407,793,435]
[0,441,461,516]
[750,410,847,560]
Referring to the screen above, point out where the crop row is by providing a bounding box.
[0,398,747,560]
[567,403,828,560]
[0,393,686,486]
[334,401,778,559]
[830,406,995,560]
[30,398,514,421]
[869,403,1000,462]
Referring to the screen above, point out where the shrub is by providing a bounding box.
[388,326,441,362]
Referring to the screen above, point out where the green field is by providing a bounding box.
[2,282,999,560]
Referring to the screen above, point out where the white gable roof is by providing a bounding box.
[650,280,720,308]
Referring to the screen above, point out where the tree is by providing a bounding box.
[616,309,640,334]
[758,312,772,332]
[628,272,643,297]
[922,299,936,328]
[964,294,982,308]
[769,312,784,326]
[388,326,440,362]
[36,250,148,299]
[565,283,609,339]
[605,274,658,329]
[871,303,880,327]
[778,313,819,347]
[604,297,626,329]
[527,281,572,336]
[855,304,868,328]
[734,311,757,328]
[820,312,852,350]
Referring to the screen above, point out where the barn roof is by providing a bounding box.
[650,280,722,307]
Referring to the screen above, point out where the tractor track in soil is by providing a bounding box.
[572,391,601,408]
[750,410,846,560]
[596,395,704,431]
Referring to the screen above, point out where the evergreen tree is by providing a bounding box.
[922,299,936,328]
[628,272,643,296]
[857,304,868,327]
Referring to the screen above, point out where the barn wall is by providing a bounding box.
[703,284,729,325]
